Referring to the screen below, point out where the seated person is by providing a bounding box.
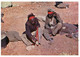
[43,9,63,44]
[59,23,78,38]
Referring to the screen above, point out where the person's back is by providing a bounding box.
[59,23,78,38]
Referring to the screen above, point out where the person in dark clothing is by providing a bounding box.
[59,23,78,38]
[23,13,41,46]
[43,9,63,43]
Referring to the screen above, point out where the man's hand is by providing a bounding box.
[32,36,37,43]
[36,41,39,45]
[62,27,66,29]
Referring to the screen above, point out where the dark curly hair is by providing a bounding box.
[28,13,35,20]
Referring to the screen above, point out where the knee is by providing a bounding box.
[21,34,26,39]
[58,23,62,27]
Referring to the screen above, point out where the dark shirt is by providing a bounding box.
[24,18,40,43]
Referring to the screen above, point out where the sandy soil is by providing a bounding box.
[1,2,78,55]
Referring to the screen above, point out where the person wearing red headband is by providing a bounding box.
[43,9,63,44]
[22,13,42,50]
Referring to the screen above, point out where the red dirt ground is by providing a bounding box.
[1,2,78,55]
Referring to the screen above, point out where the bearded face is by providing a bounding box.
[28,13,39,26]
[48,14,53,18]
[48,12,57,18]
[29,17,38,25]
[48,11,54,18]
[29,19,35,25]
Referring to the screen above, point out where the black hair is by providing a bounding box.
[47,14,52,18]
[28,13,35,20]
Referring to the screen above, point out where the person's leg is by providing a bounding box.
[38,28,42,44]
[43,29,53,41]
[52,23,62,35]
[21,34,36,51]
[43,29,54,45]
[32,31,38,45]
[35,28,42,44]
[21,34,32,46]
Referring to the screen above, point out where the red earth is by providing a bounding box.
[1,2,78,55]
